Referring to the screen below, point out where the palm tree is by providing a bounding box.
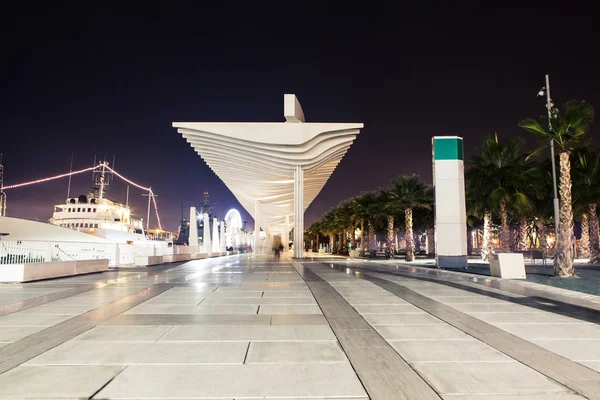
[320,211,336,253]
[466,135,537,258]
[351,193,375,255]
[520,100,595,277]
[387,175,432,261]
[365,192,387,255]
[378,189,398,253]
[572,149,600,259]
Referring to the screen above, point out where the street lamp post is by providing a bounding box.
[539,74,560,238]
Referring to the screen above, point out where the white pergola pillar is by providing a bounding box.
[212,217,220,253]
[254,200,261,253]
[284,215,290,250]
[189,207,199,253]
[293,165,304,258]
[220,220,226,251]
[203,213,211,256]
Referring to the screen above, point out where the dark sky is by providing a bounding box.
[1,8,599,231]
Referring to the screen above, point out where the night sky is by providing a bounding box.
[2,8,599,232]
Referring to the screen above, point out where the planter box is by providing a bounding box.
[489,253,526,279]
[349,250,360,258]
[192,253,208,260]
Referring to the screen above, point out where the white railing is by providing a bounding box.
[0,239,194,267]
[0,240,117,265]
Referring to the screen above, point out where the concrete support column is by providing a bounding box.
[294,165,304,258]
[254,200,260,253]
[220,221,226,251]
[203,213,211,256]
[212,217,220,253]
[284,215,290,250]
[189,207,199,253]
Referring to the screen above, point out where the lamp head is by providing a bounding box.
[537,87,546,97]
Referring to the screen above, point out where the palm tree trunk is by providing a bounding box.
[499,200,511,253]
[329,234,334,254]
[337,232,343,254]
[535,220,547,250]
[517,217,528,251]
[405,208,415,261]
[555,151,575,277]
[481,210,492,261]
[350,229,356,249]
[360,220,365,255]
[315,233,319,252]
[588,203,599,262]
[579,212,590,258]
[368,220,375,253]
[427,227,435,255]
[386,215,395,253]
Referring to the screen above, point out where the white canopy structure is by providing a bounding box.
[173,94,363,257]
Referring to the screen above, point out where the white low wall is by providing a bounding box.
[134,255,164,266]
[0,259,109,283]
[163,254,191,263]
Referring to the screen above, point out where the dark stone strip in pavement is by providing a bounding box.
[0,262,186,318]
[335,261,600,324]
[0,283,174,376]
[289,260,441,400]
[358,271,600,400]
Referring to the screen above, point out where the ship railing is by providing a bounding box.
[0,239,117,266]
[0,240,191,267]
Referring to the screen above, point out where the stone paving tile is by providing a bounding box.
[10,305,97,315]
[245,342,346,364]
[270,314,328,325]
[160,325,336,342]
[74,325,173,341]
[352,304,426,314]
[413,361,570,395]
[104,314,272,325]
[25,340,249,365]
[375,324,471,340]
[261,291,314,298]
[124,304,259,314]
[258,305,322,314]
[0,326,44,342]
[391,339,510,363]
[469,312,590,324]
[202,297,317,305]
[96,364,368,399]
[531,338,600,361]
[0,365,125,399]
[363,313,445,325]
[142,295,206,305]
[0,313,74,326]
[493,323,600,339]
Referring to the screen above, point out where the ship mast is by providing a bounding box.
[0,153,6,217]
[98,162,107,199]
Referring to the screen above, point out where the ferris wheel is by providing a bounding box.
[224,209,242,248]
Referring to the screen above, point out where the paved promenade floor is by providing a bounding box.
[0,253,599,399]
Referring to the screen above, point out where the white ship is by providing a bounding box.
[48,163,169,244]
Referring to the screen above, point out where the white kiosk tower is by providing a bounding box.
[432,136,468,268]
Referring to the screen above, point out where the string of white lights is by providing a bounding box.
[4,163,163,230]
[2,165,100,190]
[103,165,162,230]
